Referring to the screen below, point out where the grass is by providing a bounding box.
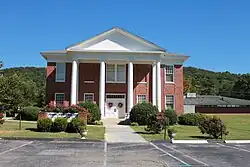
[131,114,250,141]
[0,121,105,140]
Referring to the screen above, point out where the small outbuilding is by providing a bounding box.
[184,93,250,114]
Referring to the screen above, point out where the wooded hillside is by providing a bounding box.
[1,66,250,105]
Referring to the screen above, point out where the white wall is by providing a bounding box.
[184,105,195,114]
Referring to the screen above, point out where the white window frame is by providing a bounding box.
[137,94,147,103]
[106,64,126,83]
[165,95,175,110]
[165,65,174,83]
[54,93,65,106]
[84,93,94,102]
[56,63,66,82]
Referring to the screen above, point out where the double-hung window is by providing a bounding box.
[55,93,65,106]
[106,64,126,83]
[137,95,147,103]
[165,65,174,83]
[84,93,94,102]
[166,95,174,109]
[56,63,66,82]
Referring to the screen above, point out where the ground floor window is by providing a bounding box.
[55,93,64,106]
[166,95,174,109]
[137,94,147,103]
[84,93,94,102]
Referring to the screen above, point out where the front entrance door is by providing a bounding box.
[105,94,126,118]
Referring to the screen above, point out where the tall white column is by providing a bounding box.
[156,61,161,112]
[152,62,157,106]
[99,61,105,118]
[127,62,134,115]
[71,60,78,105]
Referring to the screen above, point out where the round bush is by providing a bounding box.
[165,109,178,125]
[66,118,87,133]
[130,103,158,125]
[79,102,101,123]
[178,113,206,126]
[37,118,53,132]
[51,117,68,132]
[16,106,40,121]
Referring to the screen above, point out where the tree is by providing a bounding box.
[0,74,36,111]
[232,74,250,100]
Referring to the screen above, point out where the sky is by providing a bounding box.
[1,0,250,74]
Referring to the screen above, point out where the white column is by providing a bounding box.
[127,62,134,115]
[156,61,161,112]
[152,62,157,106]
[71,60,78,105]
[99,61,105,118]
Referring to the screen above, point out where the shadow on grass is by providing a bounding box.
[134,131,157,135]
[25,128,39,132]
[189,135,213,139]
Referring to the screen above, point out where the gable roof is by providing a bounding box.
[185,95,250,106]
[66,27,166,51]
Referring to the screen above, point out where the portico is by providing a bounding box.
[68,58,164,118]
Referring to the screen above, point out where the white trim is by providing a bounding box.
[137,94,147,103]
[165,94,175,110]
[84,81,94,84]
[165,65,174,83]
[54,93,65,106]
[106,93,126,98]
[106,64,126,83]
[84,93,94,102]
[55,63,66,82]
[66,27,166,51]
[137,81,147,84]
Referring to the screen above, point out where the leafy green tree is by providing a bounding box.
[0,74,36,112]
[232,74,250,100]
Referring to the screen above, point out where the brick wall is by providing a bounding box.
[162,65,184,114]
[46,62,184,114]
[46,62,72,106]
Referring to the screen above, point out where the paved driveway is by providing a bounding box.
[1,140,250,166]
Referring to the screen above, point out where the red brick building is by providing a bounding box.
[41,27,189,118]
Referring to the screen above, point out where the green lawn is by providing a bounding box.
[0,121,105,140]
[131,114,250,141]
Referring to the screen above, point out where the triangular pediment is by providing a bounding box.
[66,27,165,52]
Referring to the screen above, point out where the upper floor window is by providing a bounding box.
[55,93,64,106]
[137,94,147,103]
[84,93,94,102]
[165,65,174,83]
[166,95,174,109]
[106,64,126,83]
[56,63,66,82]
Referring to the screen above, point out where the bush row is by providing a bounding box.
[37,117,86,133]
[43,102,101,124]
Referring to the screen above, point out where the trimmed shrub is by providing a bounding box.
[198,116,229,139]
[16,106,40,121]
[66,118,87,133]
[51,117,68,132]
[37,118,53,132]
[165,109,178,125]
[79,102,101,123]
[130,102,158,125]
[178,113,206,126]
